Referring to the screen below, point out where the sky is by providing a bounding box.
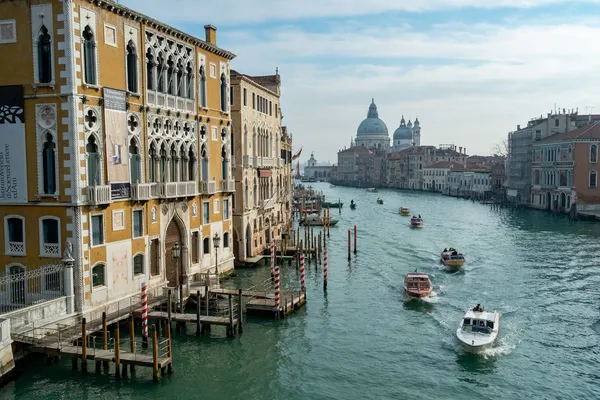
[122,0,600,164]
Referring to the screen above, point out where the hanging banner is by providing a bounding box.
[0,85,27,203]
[103,88,130,199]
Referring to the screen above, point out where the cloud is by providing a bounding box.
[122,0,600,25]
[119,0,600,161]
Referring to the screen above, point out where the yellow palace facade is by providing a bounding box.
[0,0,236,313]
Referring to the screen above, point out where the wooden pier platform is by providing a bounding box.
[132,310,240,337]
[245,291,307,318]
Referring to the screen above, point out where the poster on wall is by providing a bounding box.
[103,88,130,199]
[0,85,27,203]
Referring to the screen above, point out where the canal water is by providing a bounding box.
[3,183,600,400]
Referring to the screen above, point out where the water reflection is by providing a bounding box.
[456,351,497,375]
[403,298,434,313]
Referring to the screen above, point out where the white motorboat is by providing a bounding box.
[456,307,500,353]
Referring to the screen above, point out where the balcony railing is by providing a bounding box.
[221,179,236,192]
[243,155,252,168]
[262,198,276,210]
[200,181,217,195]
[87,185,112,205]
[262,157,275,168]
[157,181,198,198]
[254,156,262,167]
[131,183,157,201]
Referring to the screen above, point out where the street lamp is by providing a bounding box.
[213,233,221,279]
[172,241,181,311]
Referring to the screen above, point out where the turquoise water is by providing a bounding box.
[3,183,600,400]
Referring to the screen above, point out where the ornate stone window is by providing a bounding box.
[4,216,25,256]
[82,25,97,85]
[39,217,60,257]
[126,40,138,93]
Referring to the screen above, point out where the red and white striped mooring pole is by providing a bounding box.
[274,266,281,317]
[323,247,328,290]
[141,281,148,347]
[270,243,275,278]
[300,253,306,292]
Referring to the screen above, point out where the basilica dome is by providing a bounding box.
[356,99,389,137]
[393,116,413,140]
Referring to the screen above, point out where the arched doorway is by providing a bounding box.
[245,223,252,259]
[560,192,566,209]
[165,218,183,288]
[546,192,552,211]
[232,227,240,261]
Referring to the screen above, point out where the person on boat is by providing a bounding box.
[351,199,354,205]
[443,248,448,252]
[472,304,481,312]
[418,214,421,219]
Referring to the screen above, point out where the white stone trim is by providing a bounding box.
[131,207,144,238]
[103,23,117,47]
[4,215,26,257]
[38,216,62,258]
[209,62,216,78]
[89,211,106,247]
[31,4,56,86]
[0,19,16,44]
[124,24,140,95]
[35,103,60,198]
[79,6,99,86]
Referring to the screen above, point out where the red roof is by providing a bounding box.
[537,121,600,143]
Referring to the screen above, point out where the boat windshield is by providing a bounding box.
[463,318,494,334]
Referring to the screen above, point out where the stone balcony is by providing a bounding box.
[87,185,112,206]
[131,183,157,201]
[243,155,252,168]
[221,179,236,192]
[200,180,217,195]
[157,181,198,198]
[262,157,275,168]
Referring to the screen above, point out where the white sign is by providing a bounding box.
[0,122,27,202]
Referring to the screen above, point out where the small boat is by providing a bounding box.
[322,201,343,209]
[376,198,383,205]
[441,248,466,270]
[366,188,378,193]
[329,184,336,188]
[400,207,410,216]
[404,271,432,299]
[456,307,500,353]
[300,214,339,226]
[350,200,356,210]
[410,216,423,228]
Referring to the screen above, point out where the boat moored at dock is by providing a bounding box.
[456,307,500,353]
[400,207,410,216]
[300,214,339,226]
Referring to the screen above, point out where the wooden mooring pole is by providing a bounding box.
[129,315,136,374]
[152,325,159,382]
[347,229,351,261]
[114,325,121,379]
[196,290,201,336]
[81,318,87,372]
[354,225,357,255]
[102,312,108,371]
[238,288,244,334]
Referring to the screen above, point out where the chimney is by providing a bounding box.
[459,146,462,154]
[204,24,217,45]
[517,124,520,130]
[464,147,467,155]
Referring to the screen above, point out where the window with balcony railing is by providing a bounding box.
[40,217,60,257]
[5,216,25,256]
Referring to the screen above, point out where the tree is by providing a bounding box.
[491,139,508,158]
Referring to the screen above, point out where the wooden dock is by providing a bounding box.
[26,317,172,382]
[132,310,240,337]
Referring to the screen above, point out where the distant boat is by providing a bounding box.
[376,198,384,205]
[441,248,466,270]
[329,184,336,188]
[456,307,500,353]
[300,214,339,227]
[350,200,356,210]
[400,207,410,216]
[410,216,424,228]
[366,188,378,193]
[404,271,432,299]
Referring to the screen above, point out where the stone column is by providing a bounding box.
[61,241,75,315]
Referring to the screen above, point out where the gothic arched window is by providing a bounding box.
[86,135,99,186]
[82,26,97,85]
[43,133,57,194]
[220,73,227,111]
[126,40,138,93]
[38,25,52,83]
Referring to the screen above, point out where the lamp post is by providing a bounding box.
[172,241,181,311]
[213,233,221,281]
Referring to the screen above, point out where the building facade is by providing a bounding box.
[0,0,236,313]
[303,152,333,180]
[230,70,292,262]
[530,122,600,214]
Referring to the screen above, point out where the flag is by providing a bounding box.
[292,147,303,161]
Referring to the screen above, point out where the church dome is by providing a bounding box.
[356,99,389,137]
[393,115,413,140]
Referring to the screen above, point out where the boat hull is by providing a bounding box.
[441,259,465,270]
[400,211,410,216]
[410,223,423,228]
[457,337,496,354]
[456,331,498,354]
[404,288,432,299]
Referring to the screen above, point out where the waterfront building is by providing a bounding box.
[0,0,235,313]
[230,70,293,262]
[503,109,600,205]
[303,152,334,180]
[333,146,375,186]
[423,162,464,193]
[530,122,600,215]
